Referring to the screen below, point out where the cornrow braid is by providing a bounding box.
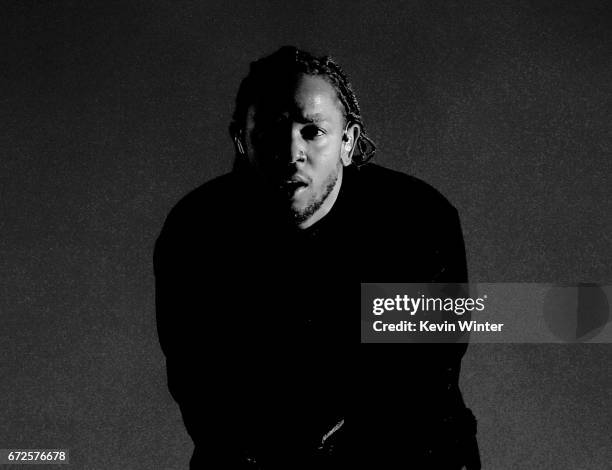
[230,46,376,166]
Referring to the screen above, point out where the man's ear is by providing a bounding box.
[341,122,361,166]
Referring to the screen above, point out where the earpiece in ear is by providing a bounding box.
[235,136,245,156]
[343,133,352,151]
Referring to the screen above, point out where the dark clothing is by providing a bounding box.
[154,163,480,469]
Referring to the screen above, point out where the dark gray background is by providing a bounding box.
[2,1,611,468]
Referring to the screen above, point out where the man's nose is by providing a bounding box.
[288,127,306,164]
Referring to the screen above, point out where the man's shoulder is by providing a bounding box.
[353,163,457,215]
[163,172,243,223]
[156,172,246,248]
[349,163,467,283]
[174,172,240,211]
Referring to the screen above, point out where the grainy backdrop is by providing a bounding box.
[2,1,611,468]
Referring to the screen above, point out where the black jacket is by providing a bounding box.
[154,163,480,469]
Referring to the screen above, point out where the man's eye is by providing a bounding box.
[252,126,275,143]
[301,126,325,140]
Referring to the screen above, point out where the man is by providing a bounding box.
[154,46,480,469]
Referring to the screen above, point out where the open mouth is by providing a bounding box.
[280,178,309,195]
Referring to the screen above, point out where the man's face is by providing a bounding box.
[243,74,353,228]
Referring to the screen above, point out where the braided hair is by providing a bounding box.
[229,46,376,166]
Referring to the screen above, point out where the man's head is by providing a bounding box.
[230,46,375,228]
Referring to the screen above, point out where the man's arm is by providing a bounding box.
[425,202,481,470]
[154,203,249,467]
[430,206,469,284]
